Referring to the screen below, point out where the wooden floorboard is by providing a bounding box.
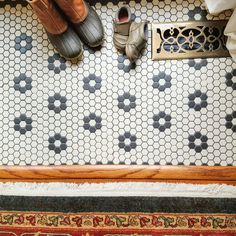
[0,165,235,184]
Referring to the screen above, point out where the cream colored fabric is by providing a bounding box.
[204,0,236,62]
[224,9,236,61]
[0,182,236,197]
[205,0,236,14]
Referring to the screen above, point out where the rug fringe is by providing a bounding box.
[1,182,236,197]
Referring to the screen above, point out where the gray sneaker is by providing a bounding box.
[113,5,133,53]
[126,21,148,62]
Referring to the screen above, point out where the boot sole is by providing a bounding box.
[63,47,84,61]
[86,35,105,48]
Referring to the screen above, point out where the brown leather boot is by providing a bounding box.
[54,0,104,47]
[27,0,83,59]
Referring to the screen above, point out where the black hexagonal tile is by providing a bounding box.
[14,73,32,93]
[83,74,102,93]
[152,72,172,91]
[83,113,102,133]
[48,53,67,74]
[225,69,236,90]
[188,132,208,153]
[188,90,208,111]
[118,92,136,112]
[153,112,171,132]
[48,133,67,154]
[14,114,32,134]
[15,33,32,54]
[188,7,207,20]
[188,59,208,70]
[225,111,236,132]
[117,55,136,73]
[48,93,67,113]
[118,132,137,152]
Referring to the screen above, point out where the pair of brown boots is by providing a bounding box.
[28,0,104,59]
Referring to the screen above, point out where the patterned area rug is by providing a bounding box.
[0,0,236,166]
[0,196,236,235]
[0,182,235,235]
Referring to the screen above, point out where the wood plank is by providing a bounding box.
[0,165,235,181]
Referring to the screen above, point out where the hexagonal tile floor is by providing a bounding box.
[0,0,236,166]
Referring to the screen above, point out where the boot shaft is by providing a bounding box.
[53,0,88,23]
[27,0,67,35]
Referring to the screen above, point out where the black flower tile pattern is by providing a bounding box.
[118,92,136,112]
[188,59,208,70]
[48,133,67,154]
[118,132,137,152]
[14,114,32,134]
[226,111,236,132]
[48,93,67,113]
[188,132,208,153]
[15,33,32,54]
[0,0,235,166]
[188,7,207,20]
[83,74,102,93]
[118,55,136,73]
[14,73,32,93]
[83,113,102,133]
[225,69,236,90]
[188,90,208,111]
[153,112,171,132]
[152,72,171,91]
[48,53,67,74]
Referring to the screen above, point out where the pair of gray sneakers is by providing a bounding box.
[113,5,148,62]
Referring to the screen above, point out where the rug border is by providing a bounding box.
[0,196,236,212]
[0,165,236,184]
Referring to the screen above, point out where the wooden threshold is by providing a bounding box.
[0,165,236,185]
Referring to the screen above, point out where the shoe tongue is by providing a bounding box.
[113,21,132,36]
[118,15,129,23]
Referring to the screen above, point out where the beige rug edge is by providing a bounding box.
[0,182,236,198]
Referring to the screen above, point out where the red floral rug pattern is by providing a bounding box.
[0,211,235,235]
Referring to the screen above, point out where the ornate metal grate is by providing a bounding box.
[152,20,230,60]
